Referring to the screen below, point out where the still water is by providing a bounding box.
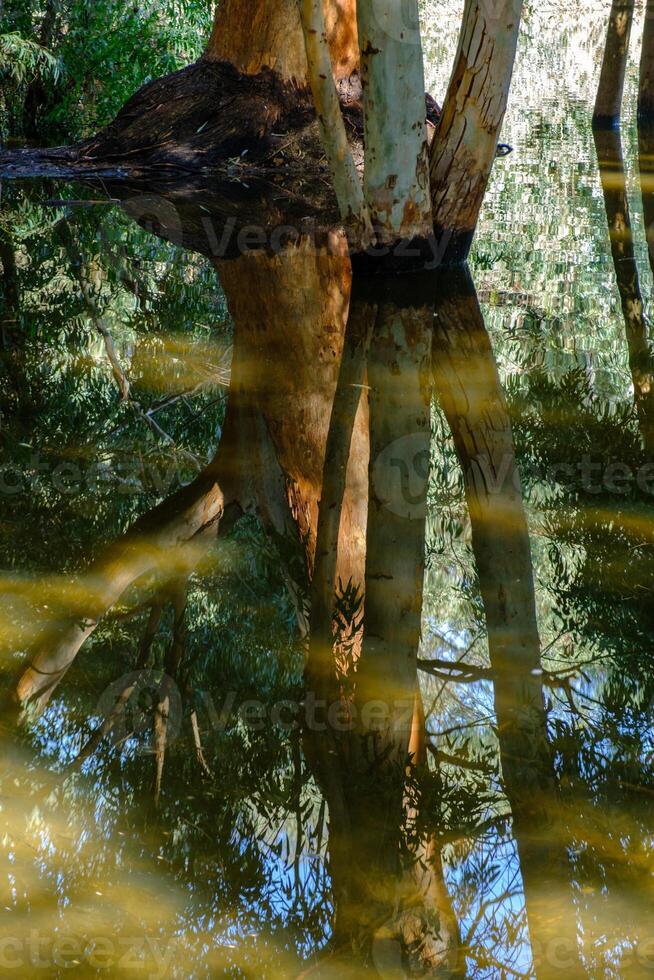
[1,5,654,979]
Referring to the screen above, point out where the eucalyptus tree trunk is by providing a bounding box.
[357,0,432,243]
[205,0,359,85]
[304,280,375,724]
[431,267,548,805]
[639,0,654,119]
[205,0,309,83]
[13,467,239,717]
[298,0,372,241]
[429,0,523,264]
[593,0,635,127]
[431,267,585,977]
[596,126,654,454]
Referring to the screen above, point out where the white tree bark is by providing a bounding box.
[357,0,432,242]
[298,0,373,242]
[430,0,523,264]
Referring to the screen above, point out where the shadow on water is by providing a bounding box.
[1,147,654,977]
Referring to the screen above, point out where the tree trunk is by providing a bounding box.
[596,126,654,453]
[205,0,359,85]
[11,238,370,717]
[2,0,366,180]
[304,278,375,721]
[327,276,436,961]
[357,0,432,243]
[298,0,371,239]
[429,0,523,265]
[205,0,309,84]
[13,470,240,716]
[639,0,654,119]
[431,267,584,977]
[593,0,635,128]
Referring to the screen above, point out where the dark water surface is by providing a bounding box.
[1,7,654,979]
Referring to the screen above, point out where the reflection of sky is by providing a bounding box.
[3,3,654,975]
[446,831,534,979]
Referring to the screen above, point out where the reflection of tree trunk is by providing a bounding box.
[13,239,369,716]
[309,278,460,973]
[639,0,654,119]
[431,267,584,977]
[14,464,241,716]
[595,126,654,453]
[429,0,523,264]
[305,278,375,718]
[215,239,368,579]
[593,0,635,127]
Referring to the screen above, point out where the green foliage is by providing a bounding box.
[0,0,212,142]
[0,31,63,83]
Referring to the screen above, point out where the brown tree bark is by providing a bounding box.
[639,0,654,119]
[594,0,635,127]
[2,0,365,180]
[596,126,654,453]
[431,267,584,977]
[305,275,463,974]
[205,0,359,85]
[429,0,523,265]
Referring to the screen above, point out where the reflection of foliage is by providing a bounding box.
[2,2,654,974]
[0,182,230,573]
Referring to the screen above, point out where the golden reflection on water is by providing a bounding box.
[3,17,654,980]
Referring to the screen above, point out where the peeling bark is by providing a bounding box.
[299,0,371,239]
[429,0,523,264]
[205,0,359,85]
[357,0,432,243]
